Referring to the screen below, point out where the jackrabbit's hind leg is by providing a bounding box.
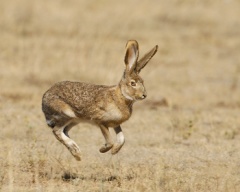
[53,123,81,161]
[99,125,113,153]
[63,122,76,138]
[111,125,125,155]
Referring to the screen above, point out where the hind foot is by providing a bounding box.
[67,141,81,161]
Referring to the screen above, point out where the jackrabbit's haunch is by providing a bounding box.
[42,40,158,161]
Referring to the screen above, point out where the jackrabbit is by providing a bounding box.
[42,40,158,161]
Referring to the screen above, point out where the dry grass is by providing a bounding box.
[0,0,240,191]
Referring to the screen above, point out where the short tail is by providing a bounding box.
[46,118,56,128]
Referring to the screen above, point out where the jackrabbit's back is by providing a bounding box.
[44,81,110,105]
[43,81,112,112]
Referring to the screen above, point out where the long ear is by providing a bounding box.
[124,40,139,74]
[136,45,158,73]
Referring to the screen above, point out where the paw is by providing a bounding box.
[99,143,113,153]
[73,154,81,161]
[111,143,124,155]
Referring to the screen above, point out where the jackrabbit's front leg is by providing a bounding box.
[99,125,113,153]
[112,125,125,155]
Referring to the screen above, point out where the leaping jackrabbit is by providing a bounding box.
[42,40,158,161]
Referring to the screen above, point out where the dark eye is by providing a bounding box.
[131,81,136,87]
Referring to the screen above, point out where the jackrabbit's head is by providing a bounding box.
[120,40,158,101]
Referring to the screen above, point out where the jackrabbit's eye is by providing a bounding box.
[130,81,136,87]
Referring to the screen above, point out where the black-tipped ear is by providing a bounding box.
[136,45,158,73]
[124,40,139,74]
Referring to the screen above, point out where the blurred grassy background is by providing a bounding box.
[0,0,240,191]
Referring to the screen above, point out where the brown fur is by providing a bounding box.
[42,40,158,160]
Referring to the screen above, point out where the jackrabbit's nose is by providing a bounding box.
[142,93,147,99]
